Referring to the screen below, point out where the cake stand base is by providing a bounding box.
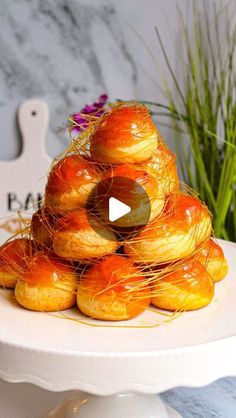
[46,392,182,418]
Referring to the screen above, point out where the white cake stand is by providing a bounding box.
[0,239,235,418]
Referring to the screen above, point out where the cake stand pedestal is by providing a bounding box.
[47,392,181,417]
[0,240,235,418]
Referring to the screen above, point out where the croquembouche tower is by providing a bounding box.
[0,101,228,317]
[0,102,232,418]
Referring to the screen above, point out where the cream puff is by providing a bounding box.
[15,252,77,311]
[138,141,179,195]
[96,164,165,227]
[44,155,100,214]
[196,238,228,282]
[90,103,160,164]
[77,255,151,320]
[124,194,212,264]
[152,259,214,311]
[31,208,57,249]
[0,238,35,289]
[53,209,118,261]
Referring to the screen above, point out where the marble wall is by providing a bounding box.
[0,0,190,159]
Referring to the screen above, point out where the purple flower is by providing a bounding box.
[71,94,108,133]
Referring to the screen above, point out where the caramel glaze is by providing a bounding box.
[102,164,159,205]
[81,255,146,293]
[141,194,211,238]
[78,255,151,320]
[0,238,35,275]
[196,238,228,282]
[123,194,212,264]
[198,238,225,259]
[52,209,119,261]
[54,209,95,232]
[90,105,158,148]
[53,209,116,233]
[44,155,100,213]
[21,252,75,287]
[138,142,179,194]
[152,259,214,311]
[90,104,160,164]
[31,208,58,248]
[46,155,99,193]
[157,260,213,293]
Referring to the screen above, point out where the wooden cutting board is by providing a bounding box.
[0,99,51,242]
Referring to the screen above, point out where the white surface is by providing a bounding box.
[109,197,131,222]
[0,99,51,242]
[0,239,235,395]
[46,393,183,418]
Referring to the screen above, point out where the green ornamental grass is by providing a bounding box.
[143,1,236,241]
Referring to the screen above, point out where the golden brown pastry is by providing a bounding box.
[44,155,100,214]
[31,208,57,249]
[90,104,160,164]
[152,259,214,311]
[77,255,151,320]
[196,238,228,282]
[53,209,118,261]
[138,141,179,195]
[15,252,77,311]
[96,164,165,227]
[124,194,212,263]
[0,238,34,289]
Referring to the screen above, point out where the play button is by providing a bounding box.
[109,197,131,222]
[86,175,151,240]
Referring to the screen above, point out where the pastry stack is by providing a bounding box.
[0,103,228,320]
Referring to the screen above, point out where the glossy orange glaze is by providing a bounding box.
[0,238,35,274]
[53,207,118,261]
[31,208,57,248]
[138,143,179,193]
[78,255,151,319]
[147,142,175,168]
[102,164,158,204]
[82,255,147,294]
[198,238,224,260]
[90,105,157,148]
[196,238,228,282]
[54,209,90,233]
[77,255,151,321]
[106,164,151,184]
[152,259,214,311]
[45,155,99,195]
[22,252,75,287]
[166,194,205,220]
[159,260,213,292]
[136,194,209,240]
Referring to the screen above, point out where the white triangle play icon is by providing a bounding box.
[109,197,131,222]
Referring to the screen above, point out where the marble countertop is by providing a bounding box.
[163,378,236,418]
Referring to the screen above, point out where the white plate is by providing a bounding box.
[0,239,235,395]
